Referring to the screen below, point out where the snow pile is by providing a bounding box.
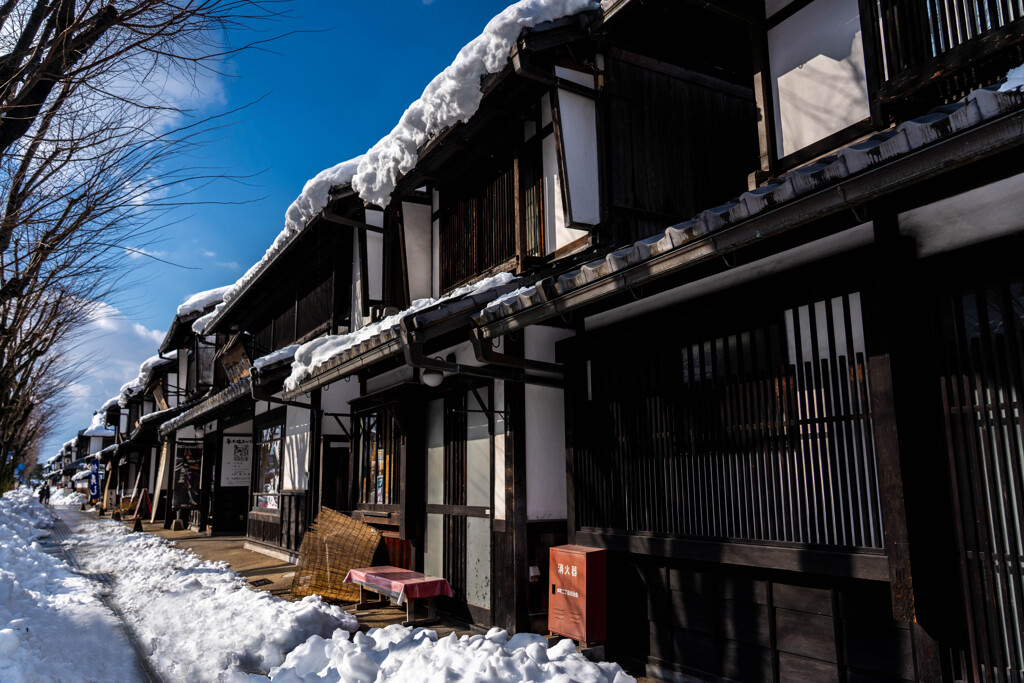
[118,351,177,407]
[82,410,113,436]
[194,158,364,336]
[351,0,598,208]
[285,272,517,391]
[1001,63,1024,91]
[69,518,358,681]
[254,624,635,683]
[50,488,86,506]
[177,285,231,317]
[100,395,121,411]
[253,344,300,371]
[0,489,139,683]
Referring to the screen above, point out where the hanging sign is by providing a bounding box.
[221,436,252,487]
[89,459,100,498]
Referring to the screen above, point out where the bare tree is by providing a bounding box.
[0,0,285,486]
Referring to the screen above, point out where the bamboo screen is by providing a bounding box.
[290,507,382,603]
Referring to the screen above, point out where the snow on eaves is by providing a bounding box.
[82,411,113,437]
[1001,63,1024,91]
[350,0,598,209]
[118,351,178,407]
[253,344,300,371]
[100,395,120,412]
[195,0,596,336]
[285,272,517,392]
[176,285,231,317]
[194,157,364,335]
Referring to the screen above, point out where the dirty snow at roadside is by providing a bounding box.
[66,516,357,682]
[0,488,139,683]
[49,488,86,506]
[255,623,635,683]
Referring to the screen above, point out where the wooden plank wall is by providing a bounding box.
[636,558,915,683]
[602,53,757,245]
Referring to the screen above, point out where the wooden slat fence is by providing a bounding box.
[574,291,885,550]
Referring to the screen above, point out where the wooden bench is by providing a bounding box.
[343,566,453,626]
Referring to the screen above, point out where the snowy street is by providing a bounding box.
[1,489,635,683]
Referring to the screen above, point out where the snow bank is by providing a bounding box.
[0,489,139,683]
[351,0,599,209]
[177,285,231,317]
[69,518,358,681]
[253,624,635,683]
[285,272,517,392]
[82,410,113,437]
[51,488,87,507]
[118,351,177,407]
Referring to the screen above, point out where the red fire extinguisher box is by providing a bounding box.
[548,545,606,643]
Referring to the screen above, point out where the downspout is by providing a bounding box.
[470,327,564,376]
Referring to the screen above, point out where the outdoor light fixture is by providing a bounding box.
[195,426,205,438]
[421,369,444,387]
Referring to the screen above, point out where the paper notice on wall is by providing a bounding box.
[221,436,252,487]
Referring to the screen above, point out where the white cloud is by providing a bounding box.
[217,261,240,270]
[202,249,216,258]
[43,303,166,458]
[126,246,167,260]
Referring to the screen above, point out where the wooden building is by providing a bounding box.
[467,1,1024,680]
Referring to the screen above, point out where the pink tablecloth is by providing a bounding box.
[344,566,454,605]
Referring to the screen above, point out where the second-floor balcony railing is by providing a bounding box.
[866,0,1024,111]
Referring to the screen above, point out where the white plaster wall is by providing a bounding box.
[542,133,567,254]
[167,373,178,408]
[223,420,252,435]
[557,88,600,227]
[320,378,359,436]
[493,379,506,521]
[283,405,310,491]
[366,209,384,302]
[403,201,434,301]
[899,171,1024,257]
[524,326,574,521]
[768,0,869,157]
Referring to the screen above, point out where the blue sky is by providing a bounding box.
[45,0,515,460]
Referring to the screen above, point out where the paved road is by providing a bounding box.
[46,506,164,683]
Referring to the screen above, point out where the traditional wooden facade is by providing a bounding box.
[467,1,1024,680]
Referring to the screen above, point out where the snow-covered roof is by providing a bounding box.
[159,376,252,436]
[252,344,300,371]
[71,469,91,481]
[100,395,121,412]
[351,0,599,207]
[119,352,177,407]
[82,411,114,437]
[177,285,231,317]
[285,272,517,393]
[196,0,597,337]
[46,454,61,464]
[193,157,364,335]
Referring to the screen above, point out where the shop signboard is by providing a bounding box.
[221,436,252,487]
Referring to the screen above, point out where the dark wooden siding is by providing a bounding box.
[628,557,915,683]
[602,52,757,245]
[572,291,884,550]
[438,149,517,292]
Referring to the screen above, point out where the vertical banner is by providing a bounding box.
[220,436,252,487]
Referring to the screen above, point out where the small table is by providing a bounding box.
[343,566,454,626]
